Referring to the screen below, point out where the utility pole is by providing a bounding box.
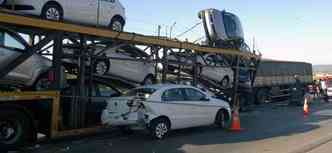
[169,22,176,39]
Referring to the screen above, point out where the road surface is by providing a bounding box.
[17,99,332,153]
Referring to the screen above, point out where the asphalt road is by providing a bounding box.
[18,99,332,153]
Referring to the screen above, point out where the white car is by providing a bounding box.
[101,84,232,139]
[4,0,126,31]
[63,44,156,85]
[167,53,234,88]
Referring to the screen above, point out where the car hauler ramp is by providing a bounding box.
[0,9,260,151]
[0,10,257,58]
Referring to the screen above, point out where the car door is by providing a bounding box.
[98,0,117,26]
[183,88,215,126]
[67,0,98,25]
[0,30,29,85]
[161,88,198,129]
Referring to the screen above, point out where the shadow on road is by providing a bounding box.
[26,102,332,153]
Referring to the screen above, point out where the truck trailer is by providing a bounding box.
[253,59,313,104]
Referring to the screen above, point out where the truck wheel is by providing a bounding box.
[255,89,269,105]
[0,110,32,151]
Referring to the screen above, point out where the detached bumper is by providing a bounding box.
[101,110,140,126]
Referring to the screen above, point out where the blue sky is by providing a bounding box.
[121,0,332,65]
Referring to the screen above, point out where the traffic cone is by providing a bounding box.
[303,97,309,117]
[230,109,243,131]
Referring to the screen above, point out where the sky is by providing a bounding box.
[121,0,332,65]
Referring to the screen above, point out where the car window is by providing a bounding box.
[0,32,25,50]
[205,55,215,66]
[162,88,185,101]
[184,88,206,101]
[95,84,116,97]
[125,88,157,97]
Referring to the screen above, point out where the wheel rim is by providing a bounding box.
[0,120,20,144]
[221,78,229,88]
[46,7,60,20]
[155,122,168,139]
[95,61,108,75]
[35,78,51,91]
[111,21,123,31]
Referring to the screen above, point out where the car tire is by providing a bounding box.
[110,17,124,32]
[149,118,170,140]
[255,89,269,105]
[0,110,32,151]
[41,3,63,21]
[33,73,52,91]
[142,75,154,85]
[94,60,110,75]
[215,110,229,129]
[220,76,230,89]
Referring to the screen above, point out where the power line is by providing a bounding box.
[175,22,202,38]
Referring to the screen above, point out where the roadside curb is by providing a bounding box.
[288,132,332,153]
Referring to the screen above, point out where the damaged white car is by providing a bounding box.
[101,84,232,139]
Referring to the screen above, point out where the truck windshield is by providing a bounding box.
[124,88,157,97]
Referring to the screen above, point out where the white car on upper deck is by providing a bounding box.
[3,0,126,31]
[101,84,232,139]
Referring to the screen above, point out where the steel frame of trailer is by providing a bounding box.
[0,9,260,140]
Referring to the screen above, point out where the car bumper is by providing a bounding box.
[101,110,140,126]
[3,5,34,11]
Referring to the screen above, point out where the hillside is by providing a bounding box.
[313,65,332,73]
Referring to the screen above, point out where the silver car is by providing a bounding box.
[199,9,244,48]
[0,28,52,89]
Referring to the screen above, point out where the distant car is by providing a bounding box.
[167,53,234,88]
[101,84,231,139]
[5,0,126,31]
[325,79,332,98]
[0,27,52,90]
[63,44,156,85]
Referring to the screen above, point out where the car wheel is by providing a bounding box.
[215,110,229,129]
[149,118,170,140]
[142,75,154,85]
[41,3,63,21]
[94,60,110,75]
[110,17,124,32]
[34,74,52,91]
[220,77,230,89]
[0,110,32,151]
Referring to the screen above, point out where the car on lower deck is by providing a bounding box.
[63,43,156,85]
[166,53,234,89]
[0,27,52,90]
[101,84,232,139]
[3,0,126,31]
